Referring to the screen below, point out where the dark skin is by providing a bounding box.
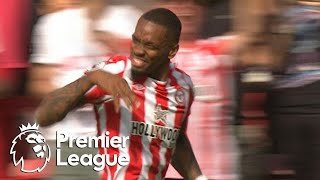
[130,18,179,81]
[36,70,137,126]
[171,117,203,180]
[36,16,202,179]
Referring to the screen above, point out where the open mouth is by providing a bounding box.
[131,57,148,68]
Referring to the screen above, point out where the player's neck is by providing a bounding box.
[131,64,170,82]
[150,67,170,82]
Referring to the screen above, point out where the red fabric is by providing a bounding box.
[0,0,32,67]
[166,37,236,179]
[87,55,194,179]
[0,2,32,176]
[124,80,146,180]
[0,97,40,179]
[0,108,16,178]
[0,99,24,178]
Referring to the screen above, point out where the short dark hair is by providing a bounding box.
[141,8,181,44]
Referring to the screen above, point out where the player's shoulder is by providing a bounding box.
[96,54,128,65]
[103,54,129,71]
[171,64,194,87]
[86,54,129,75]
[107,54,128,62]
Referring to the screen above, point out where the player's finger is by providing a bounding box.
[113,96,121,113]
[121,96,132,110]
[117,90,135,109]
[120,82,137,106]
[119,84,136,106]
[118,80,130,95]
[122,87,136,102]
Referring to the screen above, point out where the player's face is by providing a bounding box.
[130,18,178,79]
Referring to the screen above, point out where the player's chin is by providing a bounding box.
[131,66,147,76]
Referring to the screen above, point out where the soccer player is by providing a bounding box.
[36,8,207,180]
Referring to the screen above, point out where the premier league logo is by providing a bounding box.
[10,123,51,173]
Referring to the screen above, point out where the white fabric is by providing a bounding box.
[31,8,103,65]
[195,175,208,180]
[166,37,240,180]
[85,57,194,179]
[31,8,104,139]
[95,5,142,38]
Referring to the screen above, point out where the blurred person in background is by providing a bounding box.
[92,0,142,54]
[156,1,239,180]
[33,0,83,17]
[266,0,320,180]
[230,0,280,179]
[27,0,141,179]
[199,0,233,38]
[231,0,320,180]
[228,0,296,179]
[28,1,100,179]
[0,0,33,178]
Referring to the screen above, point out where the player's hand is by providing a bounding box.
[88,70,137,112]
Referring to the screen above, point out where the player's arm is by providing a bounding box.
[170,120,204,180]
[35,74,93,127]
[36,70,137,127]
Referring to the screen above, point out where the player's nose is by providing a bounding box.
[132,42,145,56]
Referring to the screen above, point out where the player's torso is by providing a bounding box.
[129,78,190,146]
[95,64,193,180]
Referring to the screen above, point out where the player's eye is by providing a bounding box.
[144,44,158,50]
[132,35,139,44]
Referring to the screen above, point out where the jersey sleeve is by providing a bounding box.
[182,75,195,133]
[84,55,128,104]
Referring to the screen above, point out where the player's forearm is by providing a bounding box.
[171,133,202,180]
[36,74,95,127]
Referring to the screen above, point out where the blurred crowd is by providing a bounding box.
[0,0,319,180]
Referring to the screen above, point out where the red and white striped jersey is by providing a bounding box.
[171,36,234,103]
[85,55,194,180]
[166,37,239,180]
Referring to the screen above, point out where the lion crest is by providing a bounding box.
[10,123,50,173]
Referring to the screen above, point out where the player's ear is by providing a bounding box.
[168,44,179,59]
